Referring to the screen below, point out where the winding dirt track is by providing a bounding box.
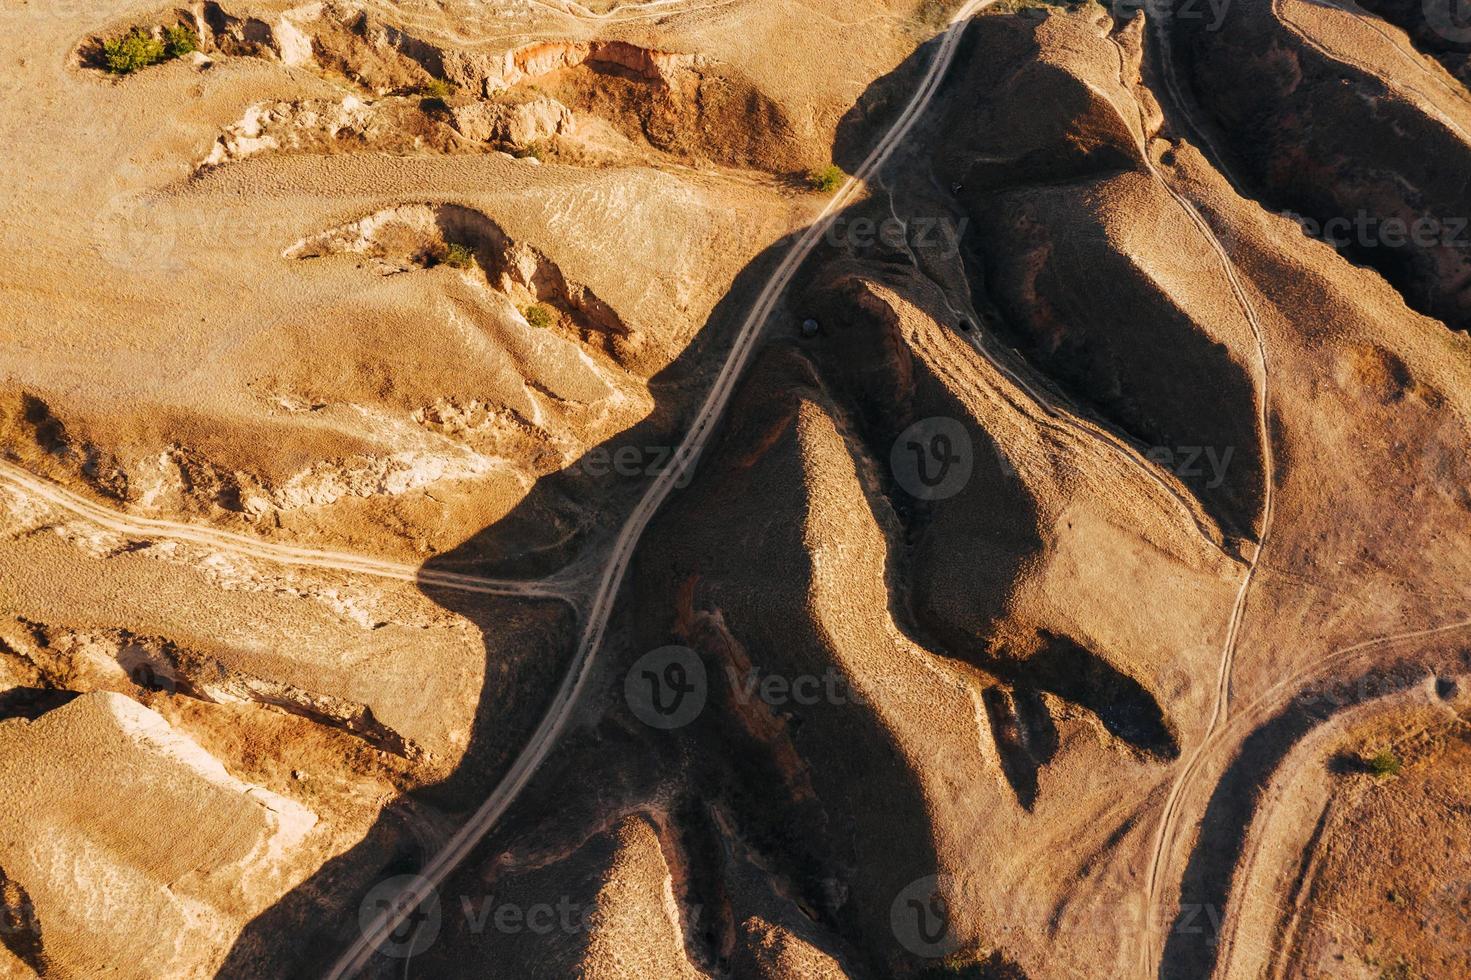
[0,460,573,602]
[1132,6,1470,974]
[326,2,997,975]
[1136,153,1278,980]
[1207,620,1471,977]
[1126,12,1281,976]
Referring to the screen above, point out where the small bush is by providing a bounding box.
[103,28,166,75]
[1368,749,1402,778]
[422,241,475,269]
[809,164,845,193]
[163,25,198,59]
[512,142,547,161]
[102,24,197,74]
[443,243,475,270]
[523,304,554,329]
[417,78,454,111]
[990,0,1067,12]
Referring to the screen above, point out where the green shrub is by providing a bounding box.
[990,0,1068,12]
[102,24,197,74]
[443,243,475,270]
[809,163,845,193]
[421,241,475,269]
[523,304,554,329]
[163,25,198,59]
[417,78,454,111]
[1368,749,1402,778]
[103,28,166,75]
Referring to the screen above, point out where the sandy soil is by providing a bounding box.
[3,0,1471,978]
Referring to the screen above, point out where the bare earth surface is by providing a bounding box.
[2,0,1471,978]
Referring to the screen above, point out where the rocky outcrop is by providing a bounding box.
[0,620,420,756]
[0,393,129,502]
[191,2,269,57]
[478,40,704,94]
[200,96,379,169]
[0,692,317,978]
[286,203,631,346]
[449,94,574,146]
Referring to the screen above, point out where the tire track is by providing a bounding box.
[326,3,998,975]
[0,460,572,602]
[1107,16,1281,976]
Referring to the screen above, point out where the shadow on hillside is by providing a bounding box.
[217,28,962,980]
[1158,659,1434,980]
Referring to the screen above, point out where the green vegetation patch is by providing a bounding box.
[443,243,476,270]
[523,304,555,329]
[163,26,198,59]
[102,24,198,74]
[417,78,455,111]
[989,0,1071,13]
[809,163,846,193]
[1368,749,1402,778]
[422,241,477,270]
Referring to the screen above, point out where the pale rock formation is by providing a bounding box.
[449,95,575,147]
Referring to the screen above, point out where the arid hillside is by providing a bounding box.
[2,1,1470,978]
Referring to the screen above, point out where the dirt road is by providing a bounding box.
[326,2,998,974]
